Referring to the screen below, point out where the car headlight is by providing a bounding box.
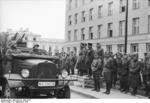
[61,70,68,78]
[21,69,30,78]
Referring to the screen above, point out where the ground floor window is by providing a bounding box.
[146,43,150,53]
[118,44,124,53]
[106,45,112,53]
[131,44,139,53]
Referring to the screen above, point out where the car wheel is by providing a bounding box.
[4,83,16,98]
[56,86,71,99]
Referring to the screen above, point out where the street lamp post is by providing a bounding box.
[124,0,129,54]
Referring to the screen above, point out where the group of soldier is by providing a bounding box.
[58,42,150,98]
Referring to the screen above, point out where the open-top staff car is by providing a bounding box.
[1,53,76,98]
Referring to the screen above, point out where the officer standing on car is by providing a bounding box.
[85,43,94,77]
[129,53,141,95]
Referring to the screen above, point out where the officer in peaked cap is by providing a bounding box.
[85,43,94,77]
[129,52,140,95]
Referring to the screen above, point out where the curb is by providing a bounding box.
[71,89,98,99]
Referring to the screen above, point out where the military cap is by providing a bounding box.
[33,44,39,48]
[96,43,101,47]
[88,43,92,47]
[80,42,84,48]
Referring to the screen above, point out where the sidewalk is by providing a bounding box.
[70,85,147,99]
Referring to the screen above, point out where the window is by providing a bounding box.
[133,0,139,9]
[106,45,112,53]
[89,8,94,21]
[74,13,78,24]
[120,0,126,13]
[98,5,103,18]
[81,11,86,22]
[97,25,102,39]
[108,23,113,37]
[132,18,139,35]
[131,44,139,53]
[148,15,150,32]
[108,2,113,16]
[119,20,125,36]
[69,0,72,10]
[118,44,124,53]
[75,0,78,8]
[89,26,94,39]
[68,31,71,41]
[74,29,77,41]
[146,43,150,52]
[68,15,72,25]
[81,28,85,40]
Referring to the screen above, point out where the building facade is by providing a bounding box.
[64,0,150,58]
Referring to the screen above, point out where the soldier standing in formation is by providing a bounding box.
[120,54,129,93]
[91,50,103,92]
[102,52,113,94]
[115,52,123,90]
[129,53,141,95]
[85,43,94,77]
[145,53,150,98]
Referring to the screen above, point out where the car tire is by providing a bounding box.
[56,86,71,99]
[4,83,17,98]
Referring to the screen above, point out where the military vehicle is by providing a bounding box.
[0,33,76,98]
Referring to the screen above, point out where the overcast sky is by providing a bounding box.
[0,0,66,39]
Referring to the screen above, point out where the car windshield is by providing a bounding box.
[24,59,53,65]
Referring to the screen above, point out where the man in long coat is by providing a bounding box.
[102,52,114,94]
[144,53,150,98]
[120,54,129,93]
[85,43,94,77]
[75,43,86,76]
[129,53,141,95]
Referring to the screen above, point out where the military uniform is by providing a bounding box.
[69,52,76,75]
[91,51,103,92]
[76,43,86,76]
[145,53,150,98]
[120,55,129,93]
[129,54,141,95]
[85,43,94,76]
[115,53,123,90]
[102,52,114,94]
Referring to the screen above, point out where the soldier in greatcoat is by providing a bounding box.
[129,53,141,95]
[91,51,103,92]
[69,51,76,75]
[85,43,94,77]
[144,53,150,98]
[120,54,129,93]
[102,52,114,94]
[75,43,86,76]
[115,52,123,90]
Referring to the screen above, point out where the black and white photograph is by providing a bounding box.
[0,0,150,101]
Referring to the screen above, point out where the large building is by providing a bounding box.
[64,0,150,58]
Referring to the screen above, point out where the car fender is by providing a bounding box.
[4,74,24,88]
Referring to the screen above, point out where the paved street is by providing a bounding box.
[71,91,92,99]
